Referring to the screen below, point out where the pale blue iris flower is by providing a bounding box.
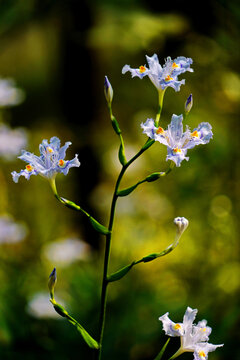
[141,115,213,167]
[159,307,223,360]
[12,136,80,183]
[122,54,193,91]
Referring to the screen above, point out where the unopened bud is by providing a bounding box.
[174,217,189,240]
[48,267,57,300]
[104,76,113,104]
[185,94,193,114]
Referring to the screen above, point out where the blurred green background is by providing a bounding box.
[0,0,239,359]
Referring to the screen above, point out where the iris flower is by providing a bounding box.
[11,136,80,183]
[141,115,213,167]
[122,54,193,92]
[159,307,223,359]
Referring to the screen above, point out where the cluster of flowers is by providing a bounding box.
[122,54,213,167]
[159,307,223,360]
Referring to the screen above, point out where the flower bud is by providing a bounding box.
[48,267,57,300]
[174,217,189,240]
[185,94,193,114]
[104,76,113,104]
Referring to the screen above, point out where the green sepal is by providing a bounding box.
[118,143,127,166]
[60,197,80,211]
[141,253,158,262]
[107,262,135,282]
[52,302,68,317]
[146,172,161,182]
[117,183,139,197]
[111,116,121,135]
[89,217,110,235]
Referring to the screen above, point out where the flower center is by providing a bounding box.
[191,130,199,137]
[156,127,165,135]
[139,66,146,73]
[172,62,179,68]
[165,75,173,82]
[58,159,65,167]
[26,164,33,172]
[173,323,181,330]
[173,147,182,153]
[198,350,206,359]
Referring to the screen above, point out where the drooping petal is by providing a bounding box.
[166,147,189,167]
[173,56,193,75]
[57,154,80,175]
[160,78,185,92]
[159,312,184,337]
[193,342,224,360]
[141,118,157,139]
[122,64,149,79]
[184,122,213,150]
[11,168,38,183]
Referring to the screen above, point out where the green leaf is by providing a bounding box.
[108,262,135,282]
[89,217,110,235]
[118,143,127,166]
[51,301,99,350]
[74,323,99,349]
[154,338,170,360]
[117,183,139,197]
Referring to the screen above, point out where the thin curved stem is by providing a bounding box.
[97,141,155,359]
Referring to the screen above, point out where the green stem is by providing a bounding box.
[97,140,155,359]
[155,89,166,127]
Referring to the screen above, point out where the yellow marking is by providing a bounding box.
[201,327,207,332]
[174,323,181,330]
[156,127,165,135]
[191,130,199,137]
[198,351,206,358]
[172,62,179,68]
[26,164,33,172]
[139,66,146,73]
[47,147,53,153]
[165,75,173,81]
[173,147,182,153]
[58,159,65,167]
